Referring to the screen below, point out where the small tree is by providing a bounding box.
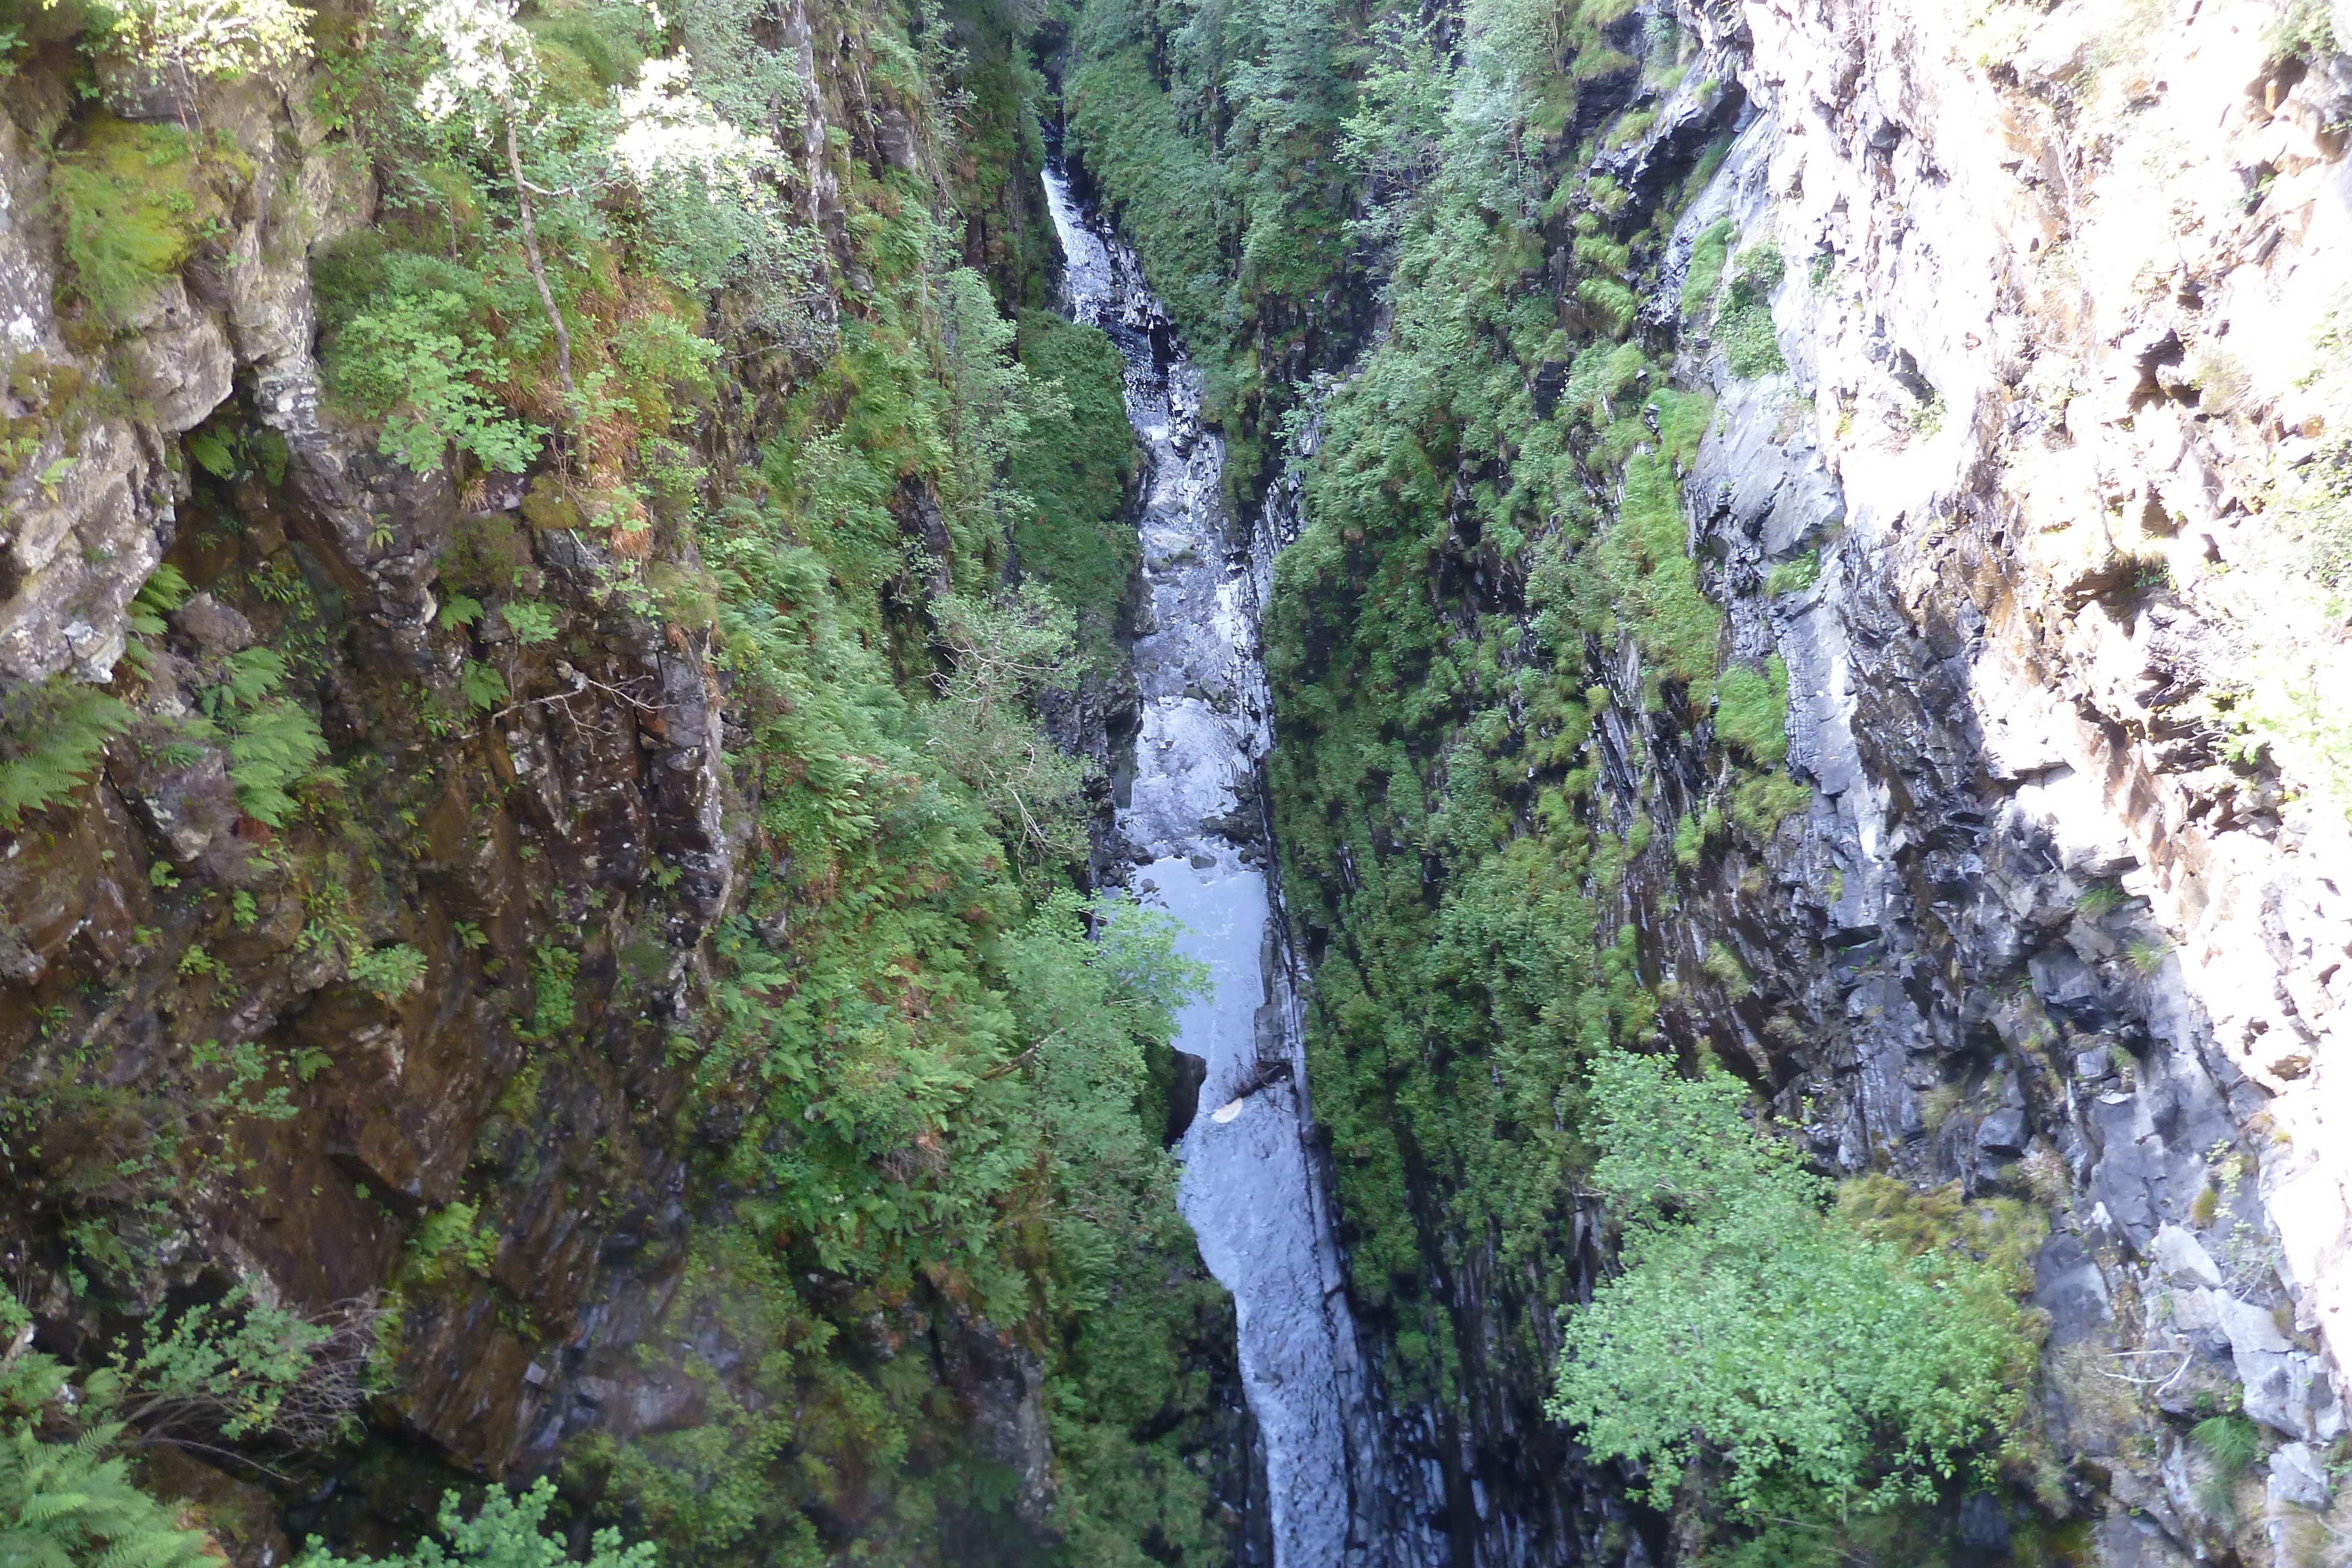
[393,0,786,429]
[89,0,313,82]
[297,1477,657,1567]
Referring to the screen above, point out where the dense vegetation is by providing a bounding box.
[1061,0,2046,1553]
[0,0,1219,1562]
[1,0,2065,1553]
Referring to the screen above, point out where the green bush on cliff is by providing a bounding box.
[0,1285,359,1568]
[296,1477,655,1568]
[320,259,546,474]
[1548,1055,2034,1520]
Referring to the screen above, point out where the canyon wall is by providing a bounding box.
[1672,0,2352,1556]
[0,2,1255,1562]
[1065,0,2352,1558]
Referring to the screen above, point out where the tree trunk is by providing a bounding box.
[505,115,576,418]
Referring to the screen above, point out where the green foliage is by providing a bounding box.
[1063,2,1236,344]
[296,1478,656,1568]
[1732,771,1813,838]
[497,600,558,645]
[195,648,331,827]
[2074,881,2126,917]
[1681,216,1735,319]
[0,676,131,828]
[1720,243,1788,379]
[94,0,313,80]
[526,942,579,1041]
[0,1278,355,1568]
[927,585,1096,869]
[128,563,193,636]
[350,943,430,1002]
[1007,312,1141,649]
[98,1284,342,1441]
[1765,549,1820,598]
[320,255,546,473]
[51,118,220,332]
[2191,1413,2260,1476]
[460,661,507,712]
[1548,1055,2035,1521]
[2190,1412,2261,1520]
[1834,1174,2048,1298]
[1715,657,1790,767]
[2266,0,2337,61]
[0,1421,215,1568]
[407,1201,499,1285]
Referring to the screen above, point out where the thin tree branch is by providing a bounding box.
[506,114,576,417]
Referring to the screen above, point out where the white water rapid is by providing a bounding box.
[1041,166,1434,1567]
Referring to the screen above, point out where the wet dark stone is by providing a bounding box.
[1957,1493,2010,1550]
[1168,1049,1207,1145]
[2033,1232,2113,1345]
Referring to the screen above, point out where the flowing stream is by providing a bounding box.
[1042,166,1443,1568]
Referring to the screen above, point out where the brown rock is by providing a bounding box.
[169,591,257,654]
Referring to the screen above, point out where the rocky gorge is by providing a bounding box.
[2,0,2352,1560]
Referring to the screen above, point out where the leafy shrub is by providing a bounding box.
[1548,1055,2033,1521]
[0,1282,360,1568]
[609,312,721,437]
[927,586,1095,868]
[0,677,131,827]
[96,0,312,80]
[350,943,429,1002]
[295,1477,655,1567]
[320,252,543,474]
[498,600,558,644]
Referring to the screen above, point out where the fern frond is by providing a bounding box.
[0,677,132,827]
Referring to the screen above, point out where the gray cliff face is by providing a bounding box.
[1254,0,2352,1561]
[0,75,371,686]
[1625,0,2352,1556]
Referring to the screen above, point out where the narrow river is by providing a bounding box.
[1041,166,1441,1568]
